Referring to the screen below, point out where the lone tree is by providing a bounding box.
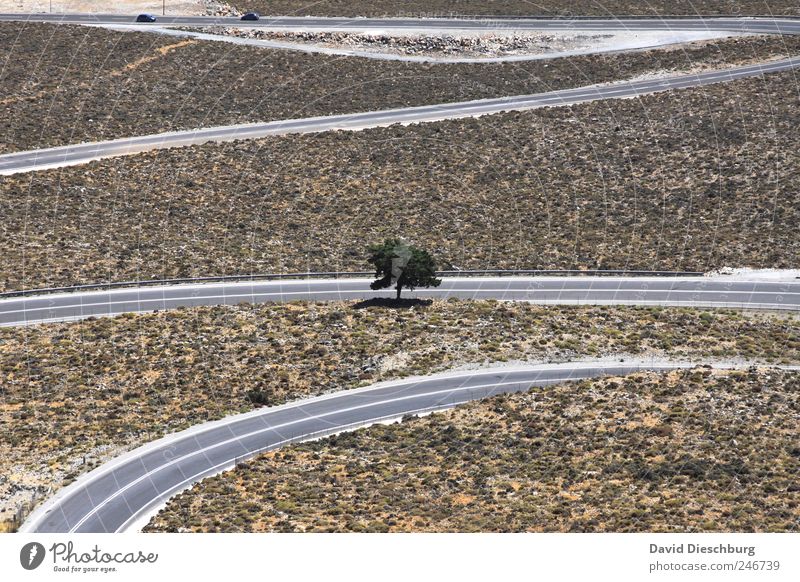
[367,238,441,300]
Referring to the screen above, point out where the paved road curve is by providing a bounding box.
[2,276,799,326]
[1,14,799,34]
[23,360,789,533]
[1,55,799,175]
[7,14,800,534]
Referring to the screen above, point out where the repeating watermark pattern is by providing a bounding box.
[0,1,798,548]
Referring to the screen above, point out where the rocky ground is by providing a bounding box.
[1,21,797,154]
[1,302,797,529]
[226,1,800,18]
[187,27,620,58]
[2,65,799,291]
[145,367,800,532]
[202,0,238,16]
[2,1,799,535]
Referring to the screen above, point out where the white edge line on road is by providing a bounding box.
[2,274,796,303]
[24,358,799,532]
[3,289,799,319]
[1,57,798,176]
[68,376,554,532]
[18,359,699,532]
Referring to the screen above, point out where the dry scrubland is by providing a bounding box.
[1,302,798,528]
[227,1,800,17]
[0,22,798,153]
[2,67,800,290]
[146,368,800,532]
[0,1,206,13]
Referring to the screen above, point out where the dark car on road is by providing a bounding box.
[135,14,157,23]
[240,12,260,21]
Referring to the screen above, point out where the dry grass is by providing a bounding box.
[227,0,800,17]
[2,66,800,291]
[1,21,797,153]
[145,368,800,532]
[0,301,797,528]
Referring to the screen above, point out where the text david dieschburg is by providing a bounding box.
[650,543,756,558]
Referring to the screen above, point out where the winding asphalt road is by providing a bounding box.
[2,276,799,327]
[1,14,799,34]
[1,55,799,175]
[25,360,797,533]
[7,14,800,535]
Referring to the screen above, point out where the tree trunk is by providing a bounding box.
[395,282,402,300]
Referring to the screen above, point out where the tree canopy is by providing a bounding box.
[367,239,442,300]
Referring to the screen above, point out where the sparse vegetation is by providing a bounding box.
[145,368,800,532]
[2,66,800,291]
[1,21,798,153]
[0,301,797,529]
[2,2,799,540]
[227,1,800,17]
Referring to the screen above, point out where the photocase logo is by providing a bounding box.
[20,542,46,570]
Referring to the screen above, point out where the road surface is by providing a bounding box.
[2,276,799,326]
[2,55,799,175]
[23,360,795,533]
[6,14,800,535]
[1,14,799,34]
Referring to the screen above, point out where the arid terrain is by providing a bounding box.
[0,1,207,13]
[1,22,797,153]
[1,0,799,550]
[145,367,800,532]
[2,64,799,291]
[1,301,797,529]
[227,1,800,17]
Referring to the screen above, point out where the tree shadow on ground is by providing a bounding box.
[352,297,433,310]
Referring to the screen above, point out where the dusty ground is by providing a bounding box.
[145,368,800,532]
[2,65,799,291]
[1,302,797,529]
[227,1,800,17]
[1,22,796,155]
[0,0,207,13]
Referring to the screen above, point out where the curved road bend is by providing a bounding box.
[1,55,799,176]
[4,13,799,534]
[1,14,800,35]
[1,277,799,327]
[22,360,798,533]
